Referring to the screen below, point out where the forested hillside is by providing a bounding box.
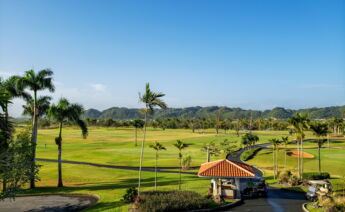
[83,105,345,120]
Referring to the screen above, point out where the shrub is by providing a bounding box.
[289,175,299,186]
[303,172,330,180]
[123,187,138,203]
[137,190,217,212]
[240,147,262,161]
[182,155,192,170]
[278,170,292,184]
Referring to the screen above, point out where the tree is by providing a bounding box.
[281,136,289,169]
[310,122,329,173]
[0,76,29,191]
[22,96,51,118]
[201,141,220,162]
[48,98,88,187]
[219,139,237,157]
[137,83,167,195]
[288,113,309,179]
[149,141,166,190]
[18,69,55,188]
[132,119,145,146]
[241,133,259,149]
[173,140,189,190]
[270,138,280,179]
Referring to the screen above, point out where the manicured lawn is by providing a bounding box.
[32,127,290,167]
[20,161,210,212]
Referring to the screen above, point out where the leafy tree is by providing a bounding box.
[149,141,166,190]
[132,119,145,146]
[18,69,55,188]
[310,122,329,173]
[201,141,220,162]
[48,98,88,187]
[288,113,309,179]
[219,139,237,157]
[137,83,167,195]
[173,140,189,190]
[241,133,259,149]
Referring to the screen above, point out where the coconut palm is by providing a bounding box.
[137,83,167,194]
[310,122,329,173]
[48,98,87,187]
[18,69,55,188]
[281,136,289,169]
[149,141,166,190]
[132,119,145,146]
[288,113,309,179]
[174,140,189,190]
[270,138,280,179]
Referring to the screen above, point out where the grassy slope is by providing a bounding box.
[34,127,288,167]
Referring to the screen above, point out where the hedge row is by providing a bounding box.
[303,172,330,180]
[240,147,262,161]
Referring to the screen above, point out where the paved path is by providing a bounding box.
[222,188,306,212]
[0,195,97,212]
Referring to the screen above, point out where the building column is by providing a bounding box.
[235,178,241,199]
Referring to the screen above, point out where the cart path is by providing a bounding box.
[36,158,197,175]
[223,188,306,212]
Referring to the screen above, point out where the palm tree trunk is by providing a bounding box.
[138,110,147,195]
[273,147,275,180]
[297,139,300,179]
[135,127,137,146]
[2,103,8,192]
[318,140,321,174]
[276,148,278,178]
[154,151,157,190]
[285,146,287,170]
[301,138,304,178]
[58,122,63,187]
[30,91,38,189]
[179,156,182,190]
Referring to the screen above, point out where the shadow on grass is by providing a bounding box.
[87,201,125,212]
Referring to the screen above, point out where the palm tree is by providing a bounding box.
[22,96,52,118]
[201,141,220,162]
[173,140,189,190]
[281,136,289,169]
[288,113,309,179]
[137,83,167,195]
[270,138,280,179]
[149,141,166,190]
[18,69,55,188]
[48,98,87,187]
[310,122,329,173]
[132,119,145,146]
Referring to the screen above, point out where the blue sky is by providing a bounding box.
[1,0,344,116]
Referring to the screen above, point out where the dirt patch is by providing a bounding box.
[287,150,314,158]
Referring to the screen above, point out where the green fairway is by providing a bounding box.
[34,127,289,167]
[21,161,210,212]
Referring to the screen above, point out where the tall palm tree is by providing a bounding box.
[288,113,309,179]
[270,138,280,179]
[132,119,145,147]
[173,140,189,190]
[149,141,166,190]
[137,83,167,195]
[48,98,87,187]
[18,69,55,188]
[281,136,289,170]
[310,122,329,173]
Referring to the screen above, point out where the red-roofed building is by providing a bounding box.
[198,159,261,199]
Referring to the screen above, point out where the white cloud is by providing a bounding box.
[90,83,106,92]
[0,72,17,77]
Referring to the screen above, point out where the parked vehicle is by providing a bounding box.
[306,180,332,201]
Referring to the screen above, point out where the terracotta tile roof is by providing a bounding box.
[198,159,255,178]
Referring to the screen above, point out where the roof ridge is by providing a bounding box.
[198,159,227,175]
[199,159,225,166]
[225,159,255,176]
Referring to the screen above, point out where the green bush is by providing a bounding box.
[240,147,262,161]
[122,187,138,203]
[303,172,330,180]
[137,190,217,212]
[278,170,292,184]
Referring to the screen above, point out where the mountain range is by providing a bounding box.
[83,105,345,120]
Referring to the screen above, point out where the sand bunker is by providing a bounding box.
[287,150,314,158]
